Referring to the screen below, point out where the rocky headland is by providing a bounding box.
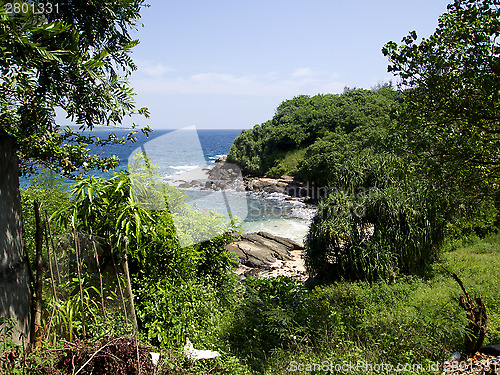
[208,156,325,203]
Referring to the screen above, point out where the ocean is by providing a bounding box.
[22,128,314,243]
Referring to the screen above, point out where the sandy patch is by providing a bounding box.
[259,250,307,281]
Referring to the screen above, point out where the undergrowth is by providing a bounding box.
[6,178,500,375]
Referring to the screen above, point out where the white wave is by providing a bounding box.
[291,206,317,220]
[208,154,227,161]
[169,165,201,171]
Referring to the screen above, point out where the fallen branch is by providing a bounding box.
[73,337,122,375]
[438,262,488,355]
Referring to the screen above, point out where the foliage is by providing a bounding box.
[0,0,150,175]
[304,151,447,282]
[136,277,234,349]
[228,87,401,178]
[13,177,500,374]
[225,277,310,373]
[223,233,500,374]
[20,170,70,257]
[43,279,126,343]
[49,159,239,349]
[17,165,243,372]
[297,124,396,186]
[382,0,500,204]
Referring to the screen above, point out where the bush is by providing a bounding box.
[47,158,240,349]
[304,152,446,282]
[136,277,233,348]
[225,277,309,372]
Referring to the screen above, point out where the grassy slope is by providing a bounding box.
[257,232,500,375]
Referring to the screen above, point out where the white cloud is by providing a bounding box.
[291,67,315,78]
[136,60,173,77]
[131,67,345,97]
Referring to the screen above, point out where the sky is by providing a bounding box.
[125,0,450,130]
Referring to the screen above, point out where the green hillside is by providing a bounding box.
[228,85,402,183]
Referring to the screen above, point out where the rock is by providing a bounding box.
[479,344,500,356]
[257,231,303,250]
[178,180,202,189]
[215,155,227,163]
[205,159,247,191]
[244,176,313,200]
[225,232,303,269]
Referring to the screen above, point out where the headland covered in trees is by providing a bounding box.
[2,0,500,374]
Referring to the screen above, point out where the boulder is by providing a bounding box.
[479,344,500,356]
[225,232,303,269]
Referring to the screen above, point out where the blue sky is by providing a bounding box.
[127,1,449,130]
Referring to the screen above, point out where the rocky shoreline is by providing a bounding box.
[208,155,324,203]
[224,231,307,281]
[208,156,312,280]
[168,155,314,280]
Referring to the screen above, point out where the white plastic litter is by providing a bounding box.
[150,352,160,365]
[184,338,221,360]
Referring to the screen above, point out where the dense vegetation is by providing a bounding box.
[228,86,401,181]
[2,0,500,374]
[228,84,498,283]
[7,179,500,374]
[228,0,500,282]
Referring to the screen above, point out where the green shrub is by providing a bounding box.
[225,277,309,372]
[304,153,446,282]
[136,278,231,348]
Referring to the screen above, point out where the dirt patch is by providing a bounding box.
[36,336,223,375]
[259,250,307,281]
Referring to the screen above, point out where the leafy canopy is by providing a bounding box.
[382,0,500,192]
[0,0,150,175]
[228,87,401,178]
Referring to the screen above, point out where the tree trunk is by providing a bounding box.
[122,239,138,332]
[439,263,488,355]
[32,201,44,348]
[0,133,31,346]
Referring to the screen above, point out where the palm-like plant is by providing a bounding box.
[304,152,446,282]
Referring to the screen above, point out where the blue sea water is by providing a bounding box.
[21,128,313,242]
[20,128,241,183]
[87,128,242,178]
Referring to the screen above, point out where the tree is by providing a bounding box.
[0,0,148,343]
[304,151,446,283]
[1,0,151,174]
[382,0,500,197]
